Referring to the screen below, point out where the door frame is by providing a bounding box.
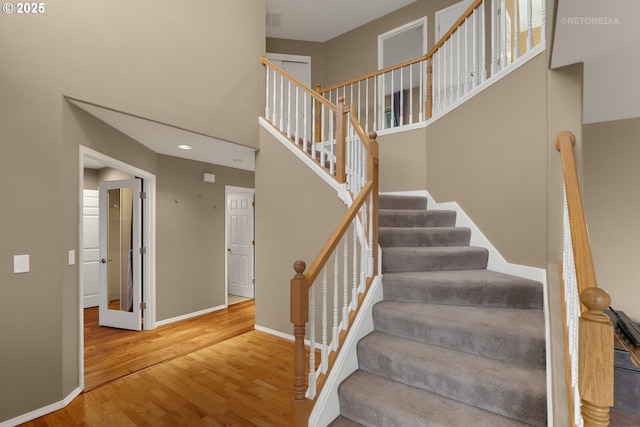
[224,185,255,307]
[78,145,157,389]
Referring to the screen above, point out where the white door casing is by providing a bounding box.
[227,190,254,299]
[98,178,142,331]
[82,189,100,308]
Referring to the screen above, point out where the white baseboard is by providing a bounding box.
[0,386,82,427]
[83,294,99,308]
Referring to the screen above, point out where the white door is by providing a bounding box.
[435,0,475,104]
[99,178,143,331]
[82,189,100,308]
[227,192,254,298]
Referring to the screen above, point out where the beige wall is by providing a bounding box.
[156,155,254,321]
[0,1,264,422]
[426,54,549,268]
[266,38,326,89]
[255,127,346,334]
[584,117,640,321]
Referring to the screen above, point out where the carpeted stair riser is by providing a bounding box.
[378,194,428,210]
[382,270,544,309]
[381,246,489,273]
[337,370,532,427]
[372,301,546,370]
[379,209,456,228]
[378,226,471,247]
[330,194,546,426]
[357,332,547,426]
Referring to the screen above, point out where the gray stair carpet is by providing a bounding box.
[330,194,546,426]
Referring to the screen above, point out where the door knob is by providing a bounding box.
[101,259,106,264]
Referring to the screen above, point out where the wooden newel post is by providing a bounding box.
[315,84,322,144]
[335,97,348,183]
[291,260,309,427]
[426,56,433,120]
[578,287,614,427]
[368,131,379,275]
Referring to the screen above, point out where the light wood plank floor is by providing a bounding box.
[84,300,255,390]
[21,329,296,426]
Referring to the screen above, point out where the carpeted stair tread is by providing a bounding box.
[379,194,427,210]
[379,226,471,247]
[373,301,546,369]
[382,269,543,309]
[379,209,456,227]
[337,370,532,427]
[358,331,547,426]
[381,246,488,273]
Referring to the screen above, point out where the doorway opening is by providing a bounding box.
[225,186,255,307]
[378,17,428,126]
[79,146,156,390]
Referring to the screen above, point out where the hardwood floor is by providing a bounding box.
[21,300,299,426]
[84,300,255,390]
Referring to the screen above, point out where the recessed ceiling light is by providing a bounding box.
[233,158,242,162]
[177,144,192,150]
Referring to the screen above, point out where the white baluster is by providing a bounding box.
[287,80,292,138]
[321,267,328,373]
[365,78,370,133]
[360,203,367,292]
[308,283,316,399]
[526,0,534,51]
[464,19,470,94]
[343,234,349,330]
[514,0,521,59]
[491,0,498,75]
[500,0,508,69]
[294,86,299,144]
[332,251,339,351]
[390,69,395,128]
[303,93,308,153]
[480,2,487,82]
[419,60,424,122]
[352,226,358,310]
[279,74,284,131]
[456,30,461,100]
[373,76,378,131]
[472,10,479,88]
[265,66,270,119]
[329,109,334,175]
[368,193,374,277]
[357,80,362,124]
[541,0,546,44]
[399,66,404,126]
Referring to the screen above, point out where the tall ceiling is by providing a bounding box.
[266,0,417,42]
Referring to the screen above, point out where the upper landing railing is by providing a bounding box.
[318,0,545,134]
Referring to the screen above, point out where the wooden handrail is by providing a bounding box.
[304,180,374,285]
[556,130,614,427]
[555,131,598,296]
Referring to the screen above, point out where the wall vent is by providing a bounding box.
[266,12,282,27]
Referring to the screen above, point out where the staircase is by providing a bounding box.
[329,194,547,426]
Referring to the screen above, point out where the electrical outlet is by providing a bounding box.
[14,254,30,273]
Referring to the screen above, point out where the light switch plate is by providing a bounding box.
[14,254,30,273]
[68,250,76,266]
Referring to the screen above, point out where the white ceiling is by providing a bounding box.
[266,0,417,42]
[69,99,256,171]
[551,0,640,124]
